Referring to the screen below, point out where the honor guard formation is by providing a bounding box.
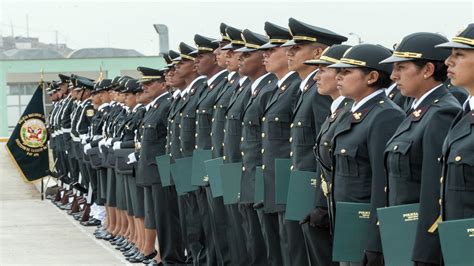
[44,19,474,266]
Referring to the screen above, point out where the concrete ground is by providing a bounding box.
[0,143,129,265]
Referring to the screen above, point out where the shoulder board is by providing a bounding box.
[86,109,95,117]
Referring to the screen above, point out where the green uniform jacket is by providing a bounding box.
[384,86,460,263]
[332,92,404,253]
[261,72,301,213]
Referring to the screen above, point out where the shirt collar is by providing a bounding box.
[173,89,181,99]
[251,73,272,94]
[299,69,318,92]
[385,83,397,96]
[146,92,170,111]
[98,102,109,111]
[228,71,237,80]
[207,69,227,86]
[239,76,248,86]
[277,71,296,88]
[463,95,474,111]
[411,84,443,110]
[132,103,143,112]
[181,75,206,96]
[331,96,346,113]
[351,90,384,112]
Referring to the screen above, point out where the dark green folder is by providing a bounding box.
[377,203,419,266]
[219,162,242,205]
[155,154,173,187]
[173,157,198,195]
[191,149,213,186]
[204,157,224,198]
[439,218,474,266]
[254,166,264,203]
[333,202,371,262]
[285,170,317,221]
[275,158,292,204]
[170,163,184,195]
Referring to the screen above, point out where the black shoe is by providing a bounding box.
[145,259,162,266]
[112,236,126,246]
[124,247,138,257]
[125,251,141,260]
[141,250,157,262]
[120,243,134,252]
[127,253,145,263]
[110,236,123,245]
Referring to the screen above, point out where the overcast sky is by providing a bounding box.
[1,0,473,55]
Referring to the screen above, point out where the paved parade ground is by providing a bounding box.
[0,143,128,265]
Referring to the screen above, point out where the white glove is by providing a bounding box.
[80,134,88,144]
[83,143,92,154]
[127,153,137,164]
[105,138,113,147]
[112,141,121,150]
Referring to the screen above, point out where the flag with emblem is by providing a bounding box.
[6,82,49,182]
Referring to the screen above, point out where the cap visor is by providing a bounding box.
[435,41,474,49]
[235,47,256,53]
[328,62,360,69]
[280,40,296,47]
[379,55,414,64]
[258,42,278,50]
[221,43,234,50]
[304,59,332,66]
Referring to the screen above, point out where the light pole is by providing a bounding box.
[349,32,362,44]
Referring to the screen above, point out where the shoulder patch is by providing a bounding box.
[86,109,95,117]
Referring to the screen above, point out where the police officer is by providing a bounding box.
[282,17,347,265]
[258,21,300,266]
[193,33,232,266]
[329,44,405,265]
[437,24,474,222]
[304,44,353,266]
[380,32,461,266]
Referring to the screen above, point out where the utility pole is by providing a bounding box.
[349,32,362,44]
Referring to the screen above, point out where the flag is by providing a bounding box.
[5,82,49,182]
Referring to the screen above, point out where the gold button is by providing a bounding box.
[298,121,302,126]
[223,156,226,160]
[202,110,206,113]
[440,176,444,184]
[196,121,199,125]
[214,105,217,109]
[379,100,384,104]
[290,165,294,170]
[439,199,442,205]
[241,151,244,156]
[223,129,226,133]
[384,186,387,192]
[455,156,461,162]
[242,166,246,171]
[262,117,266,122]
[179,136,181,140]
[393,145,398,150]
[323,142,328,146]
[290,151,293,157]
[262,165,266,170]
[241,137,244,141]
[341,148,346,154]
[289,137,293,143]
[210,133,213,136]
[261,133,266,138]
[195,145,198,149]
[211,147,214,150]
[261,149,265,154]
[275,117,279,121]
[195,133,198,137]
[434,99,439,103]
[290,123,294,128]
[212,118,215,122]
[222,143,224,146]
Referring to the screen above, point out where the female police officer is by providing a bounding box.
[436,24,474,222]
[380,32,461,266]
[329,44,405,265]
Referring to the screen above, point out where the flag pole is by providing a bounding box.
[40,68,44,201]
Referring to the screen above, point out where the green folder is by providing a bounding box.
[377,203,419,266]
[285,170,317,221]
[439,218,474,266]
[219,162,242,205]
[333,202,371,262]
[170,163,184,195]
[204,157,224,198]
[275,158,292,204]
[191,149,213,186]
[254,166,264,203]
[155,154,173,187]
[173,157,199,196]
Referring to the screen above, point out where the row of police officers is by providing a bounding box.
[46,19,474,266]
